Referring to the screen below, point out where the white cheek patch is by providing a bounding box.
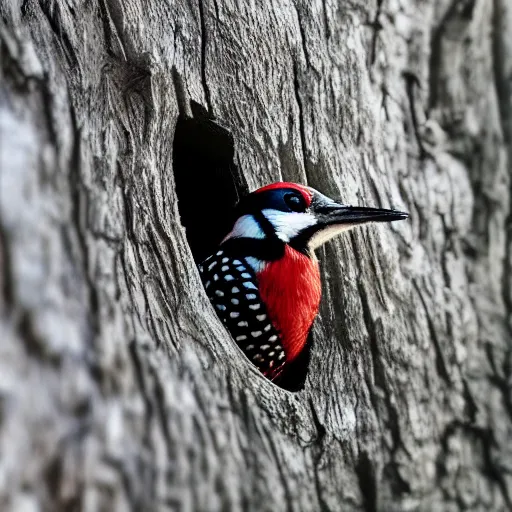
[262,209,317,243]
[308,223,358,249]
[223,215,265,242]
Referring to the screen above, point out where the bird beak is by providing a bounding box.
[312,191,409,225]
[316,204,409,224]
[306,192,409,249]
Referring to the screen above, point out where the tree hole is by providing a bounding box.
[173,101,246,264]
[173,102,310,392]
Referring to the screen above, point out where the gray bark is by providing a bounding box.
[1,0,511,511]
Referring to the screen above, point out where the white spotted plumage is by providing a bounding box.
[198,249,286,379]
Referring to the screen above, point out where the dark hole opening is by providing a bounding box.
[173,101,246,264]
[173,102,311,392]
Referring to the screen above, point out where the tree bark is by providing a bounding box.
[1,0,511,510]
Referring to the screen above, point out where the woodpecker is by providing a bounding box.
[198,182,408,388]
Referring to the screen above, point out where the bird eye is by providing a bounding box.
[284,192,306,212]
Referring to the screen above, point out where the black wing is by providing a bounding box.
[199,248,286,380]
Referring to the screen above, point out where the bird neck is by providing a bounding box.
[257,245,321,362]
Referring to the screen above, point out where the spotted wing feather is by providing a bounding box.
[199,249,285,380]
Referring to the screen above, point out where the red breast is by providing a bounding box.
[257,245,321,362]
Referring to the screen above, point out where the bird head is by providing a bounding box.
[222,182,408,255]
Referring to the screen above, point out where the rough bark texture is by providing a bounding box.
[1,0,511,510]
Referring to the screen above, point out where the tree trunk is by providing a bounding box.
[1,0,511,510]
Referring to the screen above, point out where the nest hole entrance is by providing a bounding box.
[173,103,310,392]
[173,103,245,263]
